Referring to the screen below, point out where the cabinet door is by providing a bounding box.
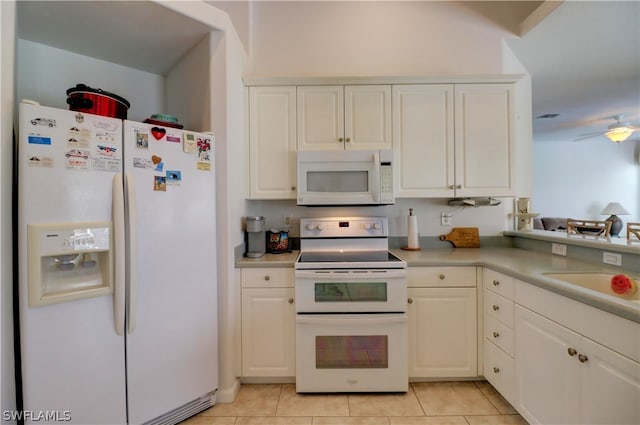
[408,287,477,377]
[297,86,344,151]
[515,305,581,425]
[580,338,640,425]
[392,84,455,197]
[345,85,392,150]
[248,86,297,199]
[454,84,515,197]
[241,288,295,377]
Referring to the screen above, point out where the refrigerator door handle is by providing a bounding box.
[125,172,138,334]
[112,173,125,336]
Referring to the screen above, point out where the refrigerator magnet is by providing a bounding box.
[196,136,212,171]
[182,131,197,153]
[166,170,182,184]
[65,149,90,169]
[67,137,89,149]
[27,155,53,167]
[153,176,167,192]
[151,127,166,141]
[28,135,52,145]
[69,126,91,141]
[136,132,149,149]
[166,130,181,143]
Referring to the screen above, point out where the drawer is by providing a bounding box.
[483,269,515,300]
[484,289,515,328]
[241,268,294,288]
[483,339,515,404]
[408,266,476,288]
[484,314,515,357]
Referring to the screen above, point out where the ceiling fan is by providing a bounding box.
[573,115,639,142]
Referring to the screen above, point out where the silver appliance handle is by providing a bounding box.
[125,172,138,334]
[296,313,407,326]
[295,269,407,279]
[112,173,125,336]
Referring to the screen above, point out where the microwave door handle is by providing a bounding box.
[373,151,380,203]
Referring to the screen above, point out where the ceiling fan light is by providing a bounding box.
[605,126,634,142]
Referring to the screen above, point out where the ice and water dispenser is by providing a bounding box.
[28,222,113,307]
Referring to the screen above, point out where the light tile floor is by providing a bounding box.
[181,381,529,425]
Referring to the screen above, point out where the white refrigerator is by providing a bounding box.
[17,102,218,425]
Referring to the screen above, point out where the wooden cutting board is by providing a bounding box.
[439,227,480,248]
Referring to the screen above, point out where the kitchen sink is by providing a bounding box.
[543,272,640,301]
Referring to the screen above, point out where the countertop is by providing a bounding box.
[235,248,640,323]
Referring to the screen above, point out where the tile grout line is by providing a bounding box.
[409,382,429,417]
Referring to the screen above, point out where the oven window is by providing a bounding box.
[314,282,387,302]
[307,171,368,193]
[316,335,388,369]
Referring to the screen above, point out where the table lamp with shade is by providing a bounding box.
[601,202,630,237]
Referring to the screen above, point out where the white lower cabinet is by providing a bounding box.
[407,267,477,378]
[241,268,295,378]
[515,304,640,425]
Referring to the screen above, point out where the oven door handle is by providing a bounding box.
[294,269,407,279]
[296,314,407,326]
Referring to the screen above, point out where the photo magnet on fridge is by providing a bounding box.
[153,176,167,192]
[136,131,149,149]
[166,170,182,184]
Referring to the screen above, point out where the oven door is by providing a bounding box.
[295,313,408,393]
[295,269,407,313]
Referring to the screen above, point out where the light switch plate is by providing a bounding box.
[603,252,622,266]
[552,243,567,256]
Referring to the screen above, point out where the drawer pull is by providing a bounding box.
[578,354,589,363]
[264,275,271,281]
[493,280,500,286]
[492,331,500,338]
[291,186,296,191]
[568,347,578,357]
[493,305,500,311]
[408,298,413,304]
[288,298,294,304]
[493,367,500,374]
[439,274,445,280]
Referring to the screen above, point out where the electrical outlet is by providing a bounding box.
[441,212,452,226]
[551,243,567,256]
[603,252,622,266]
[284,216,292,226]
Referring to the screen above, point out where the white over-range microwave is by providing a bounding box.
[296,149,394,206]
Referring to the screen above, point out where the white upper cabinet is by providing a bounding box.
[297,85,392,151]
[393,85,454,197]
[454,84,515,197]
[248,86,297,199]
[393,83,515,198]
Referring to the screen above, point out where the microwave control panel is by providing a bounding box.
[379,163,393,204]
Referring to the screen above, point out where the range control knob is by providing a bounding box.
[372,223,381,230]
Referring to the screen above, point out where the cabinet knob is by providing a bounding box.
[456,184,462,189]
[291,186,296,191]
[408,298,413,304]
[338,137,344,143]
[448,185,455,189]
[493,367,500,374]
[288,298,294,304]
[567,348,578,357]
[345,137,351,143]
[493,280,500,286]
[493,305,500,311]
[493,331,500,338]
[578,354,589,363]
[439,274,445,280]
[264,275,270,281]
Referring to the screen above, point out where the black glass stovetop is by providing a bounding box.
[298,250,403,263]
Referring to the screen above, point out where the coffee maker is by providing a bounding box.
[245,216,265,258]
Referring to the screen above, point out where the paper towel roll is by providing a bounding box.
[408,212,419,249]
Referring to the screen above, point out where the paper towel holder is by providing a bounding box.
[402,208,422,251]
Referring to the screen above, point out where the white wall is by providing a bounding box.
[246,1,518,77]
[1,1,17,422]
[533,138,640,228]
